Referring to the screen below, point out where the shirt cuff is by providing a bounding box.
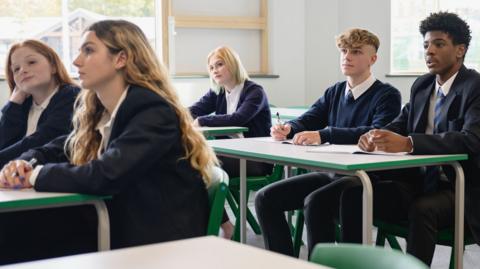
[29,165,44,186]
[408,136,414,153]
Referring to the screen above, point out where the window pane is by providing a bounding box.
[391,0,480,73]
[0,0,155,76]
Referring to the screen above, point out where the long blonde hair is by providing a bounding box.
[66,20,217,184]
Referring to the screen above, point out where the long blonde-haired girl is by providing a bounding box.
[67,21,217,183]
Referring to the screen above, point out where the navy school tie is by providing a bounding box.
[345,90,354,104]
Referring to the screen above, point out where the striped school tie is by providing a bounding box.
[434,87,446,133]
[424,87,446,193]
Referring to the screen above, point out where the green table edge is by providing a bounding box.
[203,127,248,136]
[211,147,468,171]
[0,193,111,210]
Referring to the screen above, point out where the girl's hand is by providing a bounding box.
[9,87,30,105]
[0,160,33,189]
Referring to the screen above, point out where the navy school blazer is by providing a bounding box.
[385,65,480,245]
[0,84,80,167]
[19,85,209,249]
[189,79,272,137]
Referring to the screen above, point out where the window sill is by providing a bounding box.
[385,72,426,78]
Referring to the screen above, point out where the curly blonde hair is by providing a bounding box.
[66,20,217,184]
[336,28,380,52]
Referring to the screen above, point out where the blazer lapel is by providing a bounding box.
[217,91,227,114]
[413,82,434,133]
[236,84,247,110]
[437,68,466,132]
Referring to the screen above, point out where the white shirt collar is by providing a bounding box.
[32,87,58,110]
[225,81,244,115]
[345,74,376,100]
[96,86,129,132]
[225,82,244,97]
[435,71,458,96]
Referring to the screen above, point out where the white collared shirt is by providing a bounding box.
[225,82,244,115]
[95,86,129,157]
[425,72,458,134]
[29,86,129,186]
[25,87,58,136]
[344,74,376,100]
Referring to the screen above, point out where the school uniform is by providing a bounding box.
[190,79,271,138]
[190,79,272,177]
[0,84,79,167]
[0,85,209,264]
[312,66,480,265]
[255,76,402,256]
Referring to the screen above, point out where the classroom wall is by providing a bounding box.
[181,0,420,106]
[304,0,417,105]
[0,0,421,107]
[173,0,307,107]
[305,0,339,104]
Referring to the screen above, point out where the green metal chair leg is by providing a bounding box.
[293,210,305,257]
[449,248,454,269]
[386,234,402,250]
[225,189,239,218]
[375,229,387,247]
[230,189,262,235]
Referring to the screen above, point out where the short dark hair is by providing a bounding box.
[419,11,471,50]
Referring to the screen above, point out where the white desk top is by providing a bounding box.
[208,137,467,171]
[0,189,106,210]
[0,189,73,201]
[4,236,330,269]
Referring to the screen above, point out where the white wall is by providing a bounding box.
[176,0,420,106]
[174,0,307,107]
[337,0,416,100]
[303,0,417,105]
[305,0,339,103]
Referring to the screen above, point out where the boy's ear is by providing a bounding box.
[456,44,466,60]
[370,54,378,66]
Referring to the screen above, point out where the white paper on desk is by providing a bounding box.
[306,144,408,156]
[251,137,281,143]
[252,137,321,146]
[252,137,293,144]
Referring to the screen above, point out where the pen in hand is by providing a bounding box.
[11,158,37,179]
[276,112,284,129]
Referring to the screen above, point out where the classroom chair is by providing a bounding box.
[310,243,428,269]
[374,220,475,269]
[227,164,284,241]
[206,170,229,236]
[228,165,309,243]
